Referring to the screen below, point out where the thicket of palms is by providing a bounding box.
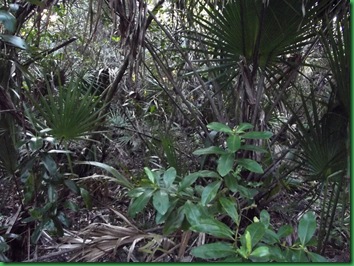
[0,0,350,262]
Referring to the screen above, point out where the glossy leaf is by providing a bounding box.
[0,35,28,49]
[156,198,178,224]
[277,224,293,239]
[127,187,146,198]
[219,196,239,225]
[260,210,270,228]
[183,201,211,225]
[242,131,273,139]
[144,167,156,184]
[243,222,266,248]
[179,172,200,191]
[191,242,235,259]
[291,249,309,262]
[201,181,222,206]
[128,188,154,218]
[217,153,234,176]
[234,183,258,199]
[190,218,234,240]
[249,246,271,262]
[0,11,16,33]
[152,189,169,215]
[64,179,80,194]
[245,231,252,254]
[307,252,327,262]
[224,174,238,192]
[207,122,233,133]
[42,154,57,176]
[193,146,226,155]
[163,167,176,188]
[236,123,254,132]
[240,144,268,153]
[298,211,316,246]
[163,206,185,235]
[263,228,280,245]
[236,158,264,173]
[227,135,241,152]
[268,246,285,262]
[179,170,219,191]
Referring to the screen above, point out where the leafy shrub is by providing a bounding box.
[127,122,326,262]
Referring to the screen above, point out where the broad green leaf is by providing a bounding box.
[0,11,16,33]
[249,246,270,262]
[237,245,249,259]
[217,153,234,176]
[298,211,316,246]
[260,210,270,228]
[207,122,233,133]
[245,231,252,254]
[197,170,221,178]
[240,144,268,153]
[242,222,266,248]
[42,154,57,175]
[201,181,222,206]
[234,183,258,199]
[242,131,273,139]
[128,188,154,218]
[183,201,211,225]
[0,34,28,49]
[179,170,220,192]
[269,246,285,262]
[152,189,169,215]
[76,161,133,189]
[193,146,226,155]
[224,174,238,192]
[80,188,92,210]
[179,172,200,191]
[263,228,280,244]
[227,135,241,152]
[219,196,239,225]
[163,206,185,235]
[163,167,176,188]
[307,252,327,262]
[236,158,264,174]
[144,167,156,184]
[291,249,309,262]
[236,123,253,132]
[191,242,235,259]
[156,199,178,224]
[64,179,79,194]
[127,187,146,198]
[191,218,234,240]
[277,224,293,239]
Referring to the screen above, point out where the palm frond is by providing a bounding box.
[27,77,108,141]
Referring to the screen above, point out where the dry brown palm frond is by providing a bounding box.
[56,223,172,262]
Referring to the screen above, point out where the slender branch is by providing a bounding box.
[23,37,77,67]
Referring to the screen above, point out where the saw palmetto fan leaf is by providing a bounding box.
[27,77,107,141]
[187,0,316,77]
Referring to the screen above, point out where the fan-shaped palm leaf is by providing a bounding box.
[27,77,108,141]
